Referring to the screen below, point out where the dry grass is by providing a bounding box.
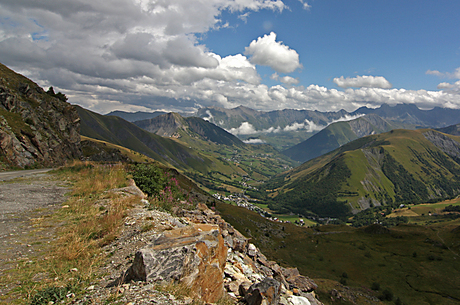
[3,161,139,304]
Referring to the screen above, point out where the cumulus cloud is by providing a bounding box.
[437,82,454,89]
[0,0,284,113]
[333,75,392,89]
[280,76,300,85]
[245,32,302,73]
[283,120,324,132]
[1,1,460,114]
[227,122,257,135]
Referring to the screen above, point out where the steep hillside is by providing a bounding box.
[133,112,297,194]
[283,114,404,163]
[265,129,460,217]
[76,105,213,172]
[133,112,244,146]
[0,63,81,168]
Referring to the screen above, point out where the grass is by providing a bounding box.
[216,200,460,305]
[388,198,460,224]
[1,161,138,304]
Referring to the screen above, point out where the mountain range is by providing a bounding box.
[111,104,460,153]
[264,128,460,217]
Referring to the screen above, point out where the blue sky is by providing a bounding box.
[204,0,460,91]
[0,0,459,114]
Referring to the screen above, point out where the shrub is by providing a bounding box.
[130,164,166,197]
[30,285,68,305]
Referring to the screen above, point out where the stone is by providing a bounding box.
[123,223,227,303]
[248,243,258,257]
[244,278,282,305]
[288,295,311,305]
[282,267,317,292]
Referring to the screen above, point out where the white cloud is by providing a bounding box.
[333,75,392,89]
[437,82,454,89]
[227,122,257,135]
[244,32,302,73]
[244,138,266,144]
[426,67,460,79]
[280,76,300,85]
[298,0,311,10]
[282,119,324,132]
[202,110,214,122]
[0,0,284,112]
[329,114,365,125]
[1,1,460,115]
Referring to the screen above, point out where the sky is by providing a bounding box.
[1,0,460,115]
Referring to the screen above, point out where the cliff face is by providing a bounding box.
[0,64,81,168]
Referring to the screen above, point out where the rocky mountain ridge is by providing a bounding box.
[0,64,82,168]
[133,112,244,146]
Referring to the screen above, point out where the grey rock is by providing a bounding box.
[244,277,282,305]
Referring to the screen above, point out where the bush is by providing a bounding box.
[29,286,67,305]
[130,164,166,197]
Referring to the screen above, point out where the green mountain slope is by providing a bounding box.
[76,105,214,172]
[283,114,407,163]
[265,129,460,218]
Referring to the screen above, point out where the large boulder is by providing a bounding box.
[243,277,282,305]
[124,223,227,303]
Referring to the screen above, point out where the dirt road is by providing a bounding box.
[0,168,54,181]
[0,172,69,299]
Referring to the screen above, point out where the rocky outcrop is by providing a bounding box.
[423,130,460,160]
[0,64,81,168]
[119,202,322,305]
[123,223,227,303]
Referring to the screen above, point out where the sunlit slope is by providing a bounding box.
[266,129,460,217]
[283,114,408,163]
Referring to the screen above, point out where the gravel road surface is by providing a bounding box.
[0,172,69,298]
